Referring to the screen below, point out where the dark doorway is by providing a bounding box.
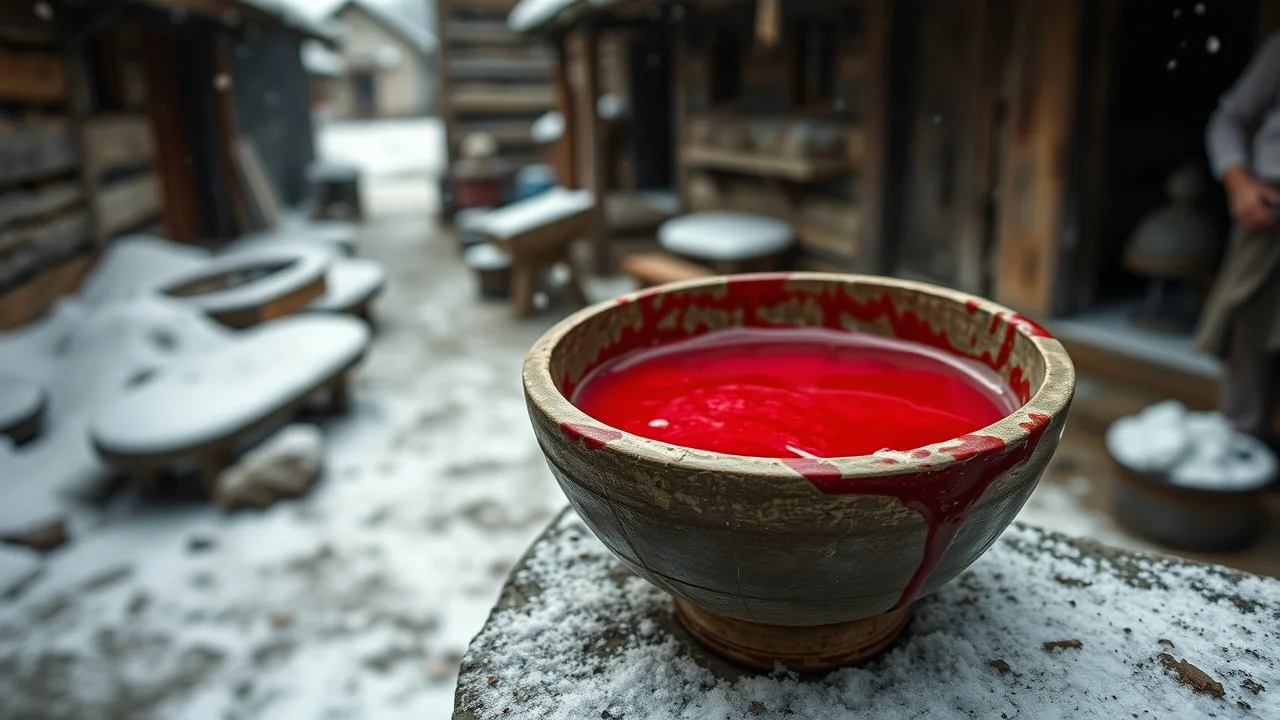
[629,37,674,190]
[353,72,377,117]
[1085,0,1259,310]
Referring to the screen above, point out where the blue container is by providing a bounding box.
[512,164,557,203]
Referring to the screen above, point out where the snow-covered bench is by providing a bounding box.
[471,187,594,316]
[84,235,385,325]
[658,211,794,274]
[89,315,370,492]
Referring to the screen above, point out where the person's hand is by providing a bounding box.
[1224,167,1280,230]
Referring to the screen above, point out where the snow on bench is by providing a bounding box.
[304,257,385,320]
[0,375,44,444]
[89,315,370,491]
[454,509,1279,719]
[157,247,332,329]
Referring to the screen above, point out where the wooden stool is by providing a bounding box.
[620,250,714,289]
[474,188,596,317]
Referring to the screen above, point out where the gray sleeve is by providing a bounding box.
[1207,33,1280,178]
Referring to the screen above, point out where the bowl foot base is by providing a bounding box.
[673,598,911,672]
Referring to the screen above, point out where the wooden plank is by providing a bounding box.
[141,23,202,242]
[455,119,537,145]
[992,0,1081,315]
[449,56,557,80]
[0,206,88,255]
[96,172,161,238]
[444,18,523,44]
[0,181,83,230]
[0,49,67,103]
[0,249,94,330]
[0,119,78,189]
[858,0,890,275]
[215,33,251,236]
[451,84,556,112]
[797,199,860,258]
[83,114,155,180]
[233,138,282,230]
[552,35,577,187]
[681,146,854,182]
[64,31,102,248]
[582,29,612,275]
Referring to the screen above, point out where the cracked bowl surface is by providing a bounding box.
[523,273,1075,626]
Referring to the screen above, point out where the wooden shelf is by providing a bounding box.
[449,56,555,81]
[443,19,523,44]
[452,84,555,113]
[681,146,853,182]
[0,49,67,104]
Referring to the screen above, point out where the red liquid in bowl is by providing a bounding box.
[572,327,1019,458]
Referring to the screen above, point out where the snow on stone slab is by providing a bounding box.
[474,187,595,241]
[90,316,370,459]
[1107,400,1276,491]
[158,247,332,318]
[0,544,41,596]
[0,375,43,434]
[215,424,325,510]
[229,223,357,257]
[455,510,1280,719]
[79,235,213,305]
[307,258,386,314]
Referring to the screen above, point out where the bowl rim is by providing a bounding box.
[523,272,1075,480]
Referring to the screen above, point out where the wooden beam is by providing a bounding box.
[552,34,579,188]
[97,171,161,238]
[992,0,1081,315]
[581,28,613,275]
[83,115,156,181]
[858,0,891,275]
[0,49,67,103]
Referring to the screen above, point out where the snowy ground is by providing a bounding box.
[316,117,445,179]
[0,119,1170,718]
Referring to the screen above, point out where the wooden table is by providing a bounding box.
[454,508,1279,719]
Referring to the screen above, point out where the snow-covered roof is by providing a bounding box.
[508,0,624,34]
[330,0,438,56]
[302,40,347,77]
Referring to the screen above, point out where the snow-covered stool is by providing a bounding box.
[156,247,331,329]
[454,509,1280,719]
[473,187,594,316]
[464,243,513,300]
[308,161,364,221]
[455,207,493,255]
[1106,403,1274,552]
[303,258,385,322]
[657,212,794,274]
[89,315,370,493]
[0,376,44,445]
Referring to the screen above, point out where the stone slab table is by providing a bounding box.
[454,509,1278,719]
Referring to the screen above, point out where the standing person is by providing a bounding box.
[1199,31,1280,449]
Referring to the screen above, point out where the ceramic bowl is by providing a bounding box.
[523,273,1075,669]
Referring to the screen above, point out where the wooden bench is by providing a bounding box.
[620,250,714,289]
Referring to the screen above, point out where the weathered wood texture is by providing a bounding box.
[0,120,78,187]
[896,0,1011,293]
[96,171,161,238]
[992,0,1081,315]
[83,114,155,180]
[0,49,67,103]
[0,250,94,330]
[674,1,878,268]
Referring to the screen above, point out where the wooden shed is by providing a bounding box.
[0,0,333,330]
[515,0,1280,401]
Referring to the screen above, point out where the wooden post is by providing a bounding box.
[212,29,251,235]
[552,33,579,189]
[582,27,613,276]
[860,0,890,275]
[61,30,101,247]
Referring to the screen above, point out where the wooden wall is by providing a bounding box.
[0,13,94,329]
[675,0,887,271]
